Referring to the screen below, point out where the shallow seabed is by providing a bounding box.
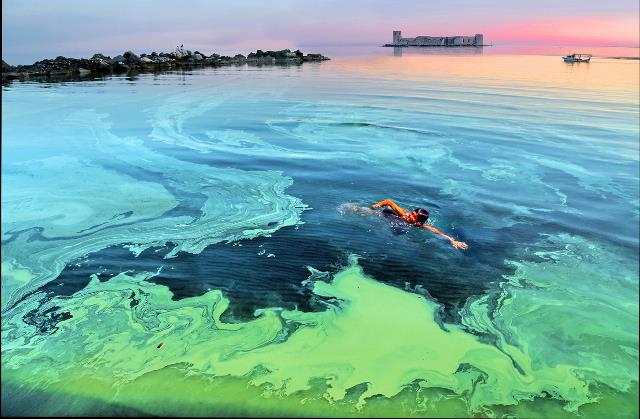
[2,47,639,417]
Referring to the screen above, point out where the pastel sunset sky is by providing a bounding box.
[2,0,639,63]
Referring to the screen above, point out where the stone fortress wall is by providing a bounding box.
[388,31,483,47]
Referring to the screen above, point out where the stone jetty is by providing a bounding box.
[1,49,330,81]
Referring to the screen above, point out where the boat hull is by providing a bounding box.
[563,56,591,63]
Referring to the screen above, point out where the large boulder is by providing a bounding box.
[91,53,110,60]
[192,53,203,61]
[110,55,126,64]
[112,62,129,72]
[89,56,112,73]
[172,50,189,59]
[123,51,140,64]
[273,49,292,59]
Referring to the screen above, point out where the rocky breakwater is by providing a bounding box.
[2,49,330,81]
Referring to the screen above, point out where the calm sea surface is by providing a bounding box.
[2,46,639,417]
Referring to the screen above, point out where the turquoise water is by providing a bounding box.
[2,48,639,417]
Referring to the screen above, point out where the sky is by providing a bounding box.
[2,0,639,64]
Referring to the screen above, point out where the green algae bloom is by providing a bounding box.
[3,246,637,417]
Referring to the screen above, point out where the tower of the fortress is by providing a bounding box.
[393,31,402,44]
[474,34,484,45]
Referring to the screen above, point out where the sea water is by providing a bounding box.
[2,47,639,417]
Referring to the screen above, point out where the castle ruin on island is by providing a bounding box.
[384,31,484,47]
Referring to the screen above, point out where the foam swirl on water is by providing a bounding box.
[1,109,305,309]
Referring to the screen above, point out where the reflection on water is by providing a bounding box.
[323,52,638,96]
[392,45,484,56]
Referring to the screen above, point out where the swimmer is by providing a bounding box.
[371,199,469,250]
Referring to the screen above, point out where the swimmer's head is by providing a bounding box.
[405,208,429,225]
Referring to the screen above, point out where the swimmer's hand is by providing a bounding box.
[450,240,468,250]
[371,203,382,209]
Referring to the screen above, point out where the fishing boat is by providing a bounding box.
[563,53,592,63]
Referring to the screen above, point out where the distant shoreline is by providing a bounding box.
[1,49,330,82]
[607,56,640,60]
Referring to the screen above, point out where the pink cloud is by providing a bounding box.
[487,15,639,46]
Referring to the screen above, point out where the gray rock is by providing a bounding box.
[123,51,140,64]
[3,48,330,81]
[303,53,330,61]
[172,50,188,59]
[112,62,129,72]
[110,55,126,64]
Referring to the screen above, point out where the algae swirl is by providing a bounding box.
[3,240,637,417]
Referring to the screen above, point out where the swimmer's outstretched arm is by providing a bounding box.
[420,225,469,250]
[371,199,407,216]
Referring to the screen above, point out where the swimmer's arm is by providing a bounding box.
[420,225,469,250]
[371,199,407,216]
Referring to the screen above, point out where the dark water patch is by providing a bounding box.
[297,120,445,137]
[22,305,72,335]
[44,228,340,322]
[1,381,153,417]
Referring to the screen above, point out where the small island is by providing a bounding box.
[1,48,330,81]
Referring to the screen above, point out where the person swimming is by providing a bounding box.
[371,199,469,250]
